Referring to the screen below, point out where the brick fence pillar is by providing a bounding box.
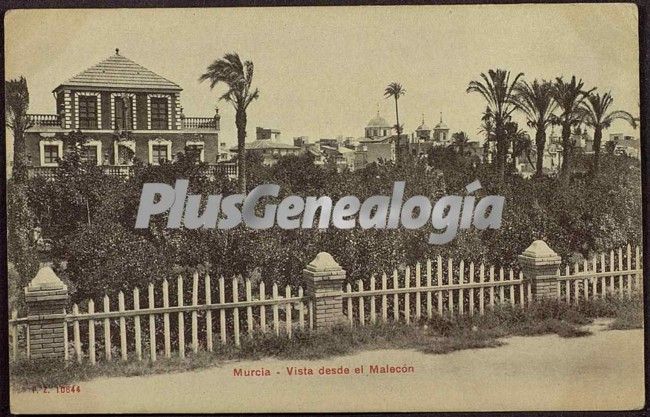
[24,265,69,360]
[303,252,346,330]
[518,240,562,300]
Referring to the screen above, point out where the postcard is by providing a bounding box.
[5,4,643,413]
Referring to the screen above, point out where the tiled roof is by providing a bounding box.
[55,52,181,91]
[230,140,300,152]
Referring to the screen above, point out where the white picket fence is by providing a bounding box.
[10,274,311,364]
[558,244,642,303]
[8,244,643,364]
[343,257,530,325]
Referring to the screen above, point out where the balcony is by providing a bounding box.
[181,116,220,131]
[28,114,62,128]
[27,162,238,180]
[26,114,220,131]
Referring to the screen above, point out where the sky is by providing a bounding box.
[4,4,640,152]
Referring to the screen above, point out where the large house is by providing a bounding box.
[25,50,235,178]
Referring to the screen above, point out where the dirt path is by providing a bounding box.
[11,320,644,413]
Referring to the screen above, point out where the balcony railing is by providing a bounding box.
[28,114,62,127]
[27,162,237,180]
[181,117,220,130]
[27,114,220,131]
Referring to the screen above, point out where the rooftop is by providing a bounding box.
[230,140,300,152]
[55,50,182,92]
[367,112,392,128]
[434,113,448,130]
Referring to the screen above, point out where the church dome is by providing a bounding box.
[434,113,448,130]
[416,116,430,131]
[367,113,391,128]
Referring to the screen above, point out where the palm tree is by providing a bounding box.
[467,69,523,182]
[384,82,406,162]
[580,92,637,173]
[506,121,534,172]
[478,107,495,163]
[6,76,34,182]
[513,79,557,177]
[551,76,594,185]
[200,53,259,192]
[450,131,471,155]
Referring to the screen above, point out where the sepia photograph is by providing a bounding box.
[4,3,644,413]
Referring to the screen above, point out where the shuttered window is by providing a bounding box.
[151,97,168,130]
[78,96,98,129]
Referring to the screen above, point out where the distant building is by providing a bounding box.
[432,113,450,145]
[305,144,326,166]
[365,112,393,139]
[609,133,640,159]
[319,138,339,148]
[321,145,359,172]
[218,141,234,161]
[231,127,301,166]
[256,127,281,141]
[415,115,431,141]
[356,112,397,164]
[293,136,309,147]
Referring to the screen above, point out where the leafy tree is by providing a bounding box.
[61,222,175,302]
[580,92,637,174]
[514,79,557,177]
[5,76,34,182]
[551,76,594,185]
[7,181,40,288]
[467,69,523,183]
[450,131,471,155]
[200,53,260,193]
[384,82,406,162]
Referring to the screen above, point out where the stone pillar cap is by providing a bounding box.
[521,240,558,257]
[306,252,342,272]
[518,240,561,264]
[26,266,67,292]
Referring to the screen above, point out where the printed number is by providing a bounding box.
[56,385,81,393]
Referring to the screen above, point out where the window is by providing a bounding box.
[81,146,98,165]
[151,144,169,164]
[185,142,205,163]
[114,141,136,165]
[81,141,101,165]
[151,97,168,130]
[114,97,132,130]
[43,145,60,165]
[78,96,98,129]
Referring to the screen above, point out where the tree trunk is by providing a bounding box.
[235,109,247,193]
[394,97,401,163]
[495,122,506,183]
[592,127,602,174]
[559,122,572,185]
[535,128,546,178]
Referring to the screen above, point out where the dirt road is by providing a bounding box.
[11,320,644,413]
